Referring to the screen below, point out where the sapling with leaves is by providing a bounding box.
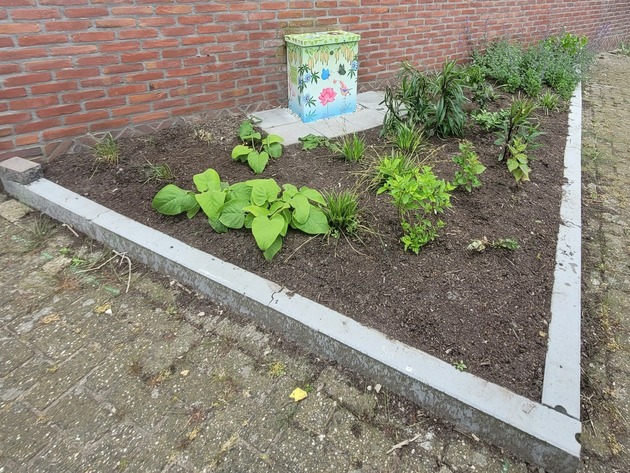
[231,120,284,174]
[452,140,486,192]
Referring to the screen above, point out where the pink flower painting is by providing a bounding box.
[318,87,337,106]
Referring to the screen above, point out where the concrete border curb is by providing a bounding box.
[0,88,582,472]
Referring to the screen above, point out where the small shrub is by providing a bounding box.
[495,96,540,161]
[506,137,531,182]
[473,40,523,93]
[452,140,486,192]
[378,165,454,253]
[373,152,419,187]
[429,60,468,137]
[323,189,361,238]
[92,133,119,164]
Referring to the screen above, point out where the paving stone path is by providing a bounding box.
[0,52,629,472]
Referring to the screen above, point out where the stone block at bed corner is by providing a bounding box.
[0,157,43,185]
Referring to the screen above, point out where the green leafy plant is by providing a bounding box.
[141,161,175,184]
[467,236,519,251]
[298,133,332,151]
[506,137,531,182]
[538,90,560,115]
[452,140,486,192]
[378,165,454,253]
[91,132,120,164]
[495,96,541,162]
[151,168,329,261]
[373,152,419,188]
[471,109,509,132]
[429,60,467,137]
[334,133,366,162]
[231,120,284,174]
[473,40,524,92]
[323,189,361,238]
[453,360,467,371]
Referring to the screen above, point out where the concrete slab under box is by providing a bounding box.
[357,91,386,111]
[249,108,300,129]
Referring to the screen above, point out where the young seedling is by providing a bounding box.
[231,120,284,174]
[323,189,361,238]
[141,161,175,184]
[452,140,486,192]
[335,133,366,162]
[298,134,332,151]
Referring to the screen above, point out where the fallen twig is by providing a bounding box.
[386,433,422,455]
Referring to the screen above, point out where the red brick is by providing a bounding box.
[0,64,21,75]
[85,97,126,110]
[0,127,12,138]
[215,13,247,22]
[31,81,78,94]
[0,140,15,151]
[138,17,175,27]
[81,76,123,87]
[161,47,197,58]
[18,33,68,46]
[0,111,31,126]
[43,125,88,141]
[181,36,218,46]
[111,104,150,117]
[64,110,110,126]
[161,26,195,36]
[120,51,159,62]
[196,24,230,34]
[61,90,105,103]
[24,58,72,71]
[117,29,158,40]
[145,59,181,70]
[44,20,91,31]
[49,45,98,56]
[99,41,140,52]
[165,67,202,77]
[0,22,40,34]
[95,18,136,28]
[14,133,39,147]
[0,37,14,47]
[36,104,82,118]
[64,7,108,18]
[170,85,203,97]
[142,38,180,49]
[102,64,144,74]
[4,72,51,87]
[128,91,167,104]
[72,32,116,42]
[0,0,37,6]
[126,71,164,82]
[111,6,153,15]
[56,67,99,80]
[177,15,214,25]
[10,95,58,111]
[11,8,60,19]
[108,84,147,96]
[152,97,186,110]
[14,117,60,134]
[76,55,118,66]
[155,5,193,15]
[0,87,28,99]
[88,118,130,132]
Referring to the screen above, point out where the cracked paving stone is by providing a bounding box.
[443,438,527,472]
[0,402,56,464]
[293,391,337,435]
[0,356,54,405]
[316,367,377,419]
[24,438,80,473]
[25,318,88,362]
[0,333,35,377]
[0,199,32,223]
[22,345,106,411]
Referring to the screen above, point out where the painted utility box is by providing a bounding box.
[285,31,360,123]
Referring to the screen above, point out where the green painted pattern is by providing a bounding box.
[285,30,360,47]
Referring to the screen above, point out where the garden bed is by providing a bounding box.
[44,104,568,400]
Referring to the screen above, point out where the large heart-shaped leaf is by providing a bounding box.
[193,168,221,192]
[247,179,280,206]
[228,182,252,202]
[152,184,198,216]
[263,236,283,261]
[247,150,269,174]
[252,214,285,251]
[231,145,253,162]
[195,189,226,221]
[290,194,311,224]
[218,199,248,229]
[299,186,326,205]
[291,207,329,234]
[265,142,283,159]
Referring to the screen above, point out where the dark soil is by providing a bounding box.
[45,102,568,401]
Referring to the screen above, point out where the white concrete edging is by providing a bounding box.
[0,86,582,473]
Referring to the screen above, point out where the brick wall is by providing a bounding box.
[1,0,629,161]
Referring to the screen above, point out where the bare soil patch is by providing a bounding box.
[45,103,568,400]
